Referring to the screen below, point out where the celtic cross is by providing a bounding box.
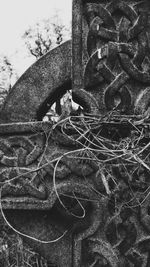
[1,0,150,266]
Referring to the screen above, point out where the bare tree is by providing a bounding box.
[0,56,18,104]
[0,56,17,91]
[22,14,71,59]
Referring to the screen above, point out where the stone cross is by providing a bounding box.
[1,0,150,266]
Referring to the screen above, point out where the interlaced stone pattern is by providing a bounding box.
[83,1,150,115]
[1,0,150,266]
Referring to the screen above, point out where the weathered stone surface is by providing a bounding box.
[0,120,104,266]
[72,0,150,116]
[0,118,150,266]
[4,210,73,267]
[1,0,150,266]
[0,40,71,123]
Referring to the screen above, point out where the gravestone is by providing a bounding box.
[1,0,150,266]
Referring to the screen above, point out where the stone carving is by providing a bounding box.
[0,133,46,199]
[0,118,150,266]
[0,41,71,123]
[72,0,150,265]
[0,0,150,266]
[73,0,150,116]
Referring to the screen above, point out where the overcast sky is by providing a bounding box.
[0,0,72,75]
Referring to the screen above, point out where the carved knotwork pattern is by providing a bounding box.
[81,165,150,267]
[84,1,150,114]
[0,133,48,199]
[2,123,150,266]
[1,1,150,266]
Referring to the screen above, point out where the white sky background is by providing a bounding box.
[0,0,72,77]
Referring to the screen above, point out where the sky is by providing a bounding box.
[0,0,72,76]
